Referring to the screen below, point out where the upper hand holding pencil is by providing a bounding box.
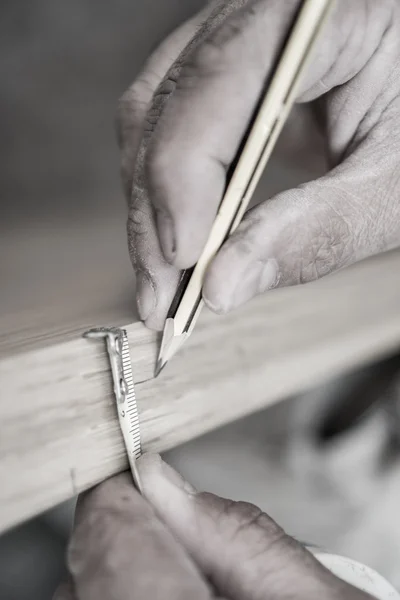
[117,0,400,330]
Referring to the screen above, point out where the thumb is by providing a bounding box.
[137,454,371,600]
[203,138,400,314]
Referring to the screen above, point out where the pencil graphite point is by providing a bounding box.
[156,319,190,374]
[154,358,167,378]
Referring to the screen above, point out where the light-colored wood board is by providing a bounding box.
[1,249,400,533]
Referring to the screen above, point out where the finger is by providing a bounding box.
[123,2,223,328]
[127,186,179,329]
[67,473,214,600]
[145,0,394,269]
[116,4,216,199]
[138,454,373,600]
[202,122,400,313]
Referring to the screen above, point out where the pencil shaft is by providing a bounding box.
[157,0,335,370]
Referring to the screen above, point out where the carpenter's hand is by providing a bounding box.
[117,0,400,330]
[54,454,372,600]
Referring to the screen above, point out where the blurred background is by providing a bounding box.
[1,0,400,598]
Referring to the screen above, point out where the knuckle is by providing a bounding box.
[186,24,241,78]
[226,501,282,541]
[318,216,353,274]
[119,78,154,116]
[116,77,154,143]
[189,37,227,74]
[187,0,263,73]
[184,0,299,79]
[151,76,177,104]
[128,201,149,238]
[197,493,281,542]
[296,196,355,284]
[227,501,264,529]
[144,76,177,136]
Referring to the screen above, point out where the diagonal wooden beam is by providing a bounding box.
[1,250,400,533]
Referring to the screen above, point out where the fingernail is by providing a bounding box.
[156,211,176,263]
[136,270,156,321]
[137,453,196,496]
[216,259,279,313]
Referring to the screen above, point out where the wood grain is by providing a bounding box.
[1,249,400,533]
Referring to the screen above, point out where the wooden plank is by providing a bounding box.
[1,249,400,533]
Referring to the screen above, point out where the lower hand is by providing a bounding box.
[54,454,372,599]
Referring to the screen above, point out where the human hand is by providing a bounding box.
[54,454,373,600]
[117,0,400,330]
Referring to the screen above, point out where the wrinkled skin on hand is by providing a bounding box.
[117,0,400,329]
[54,454,373,600]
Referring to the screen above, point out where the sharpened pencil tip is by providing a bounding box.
[155,358,167,378]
